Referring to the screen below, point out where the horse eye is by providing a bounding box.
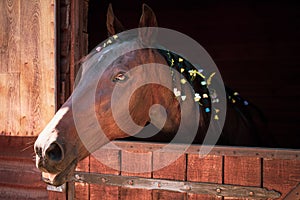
[113,73,127,82]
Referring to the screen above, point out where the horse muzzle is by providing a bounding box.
[40,159,77,186]
[34,139,78,186]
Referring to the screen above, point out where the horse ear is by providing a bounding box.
[139,4,158,28]
[106,4,125,36]
[138,4,158,45]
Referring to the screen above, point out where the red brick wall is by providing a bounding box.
[88,0,300,148]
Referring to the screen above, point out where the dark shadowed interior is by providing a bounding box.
[88,0,300,148]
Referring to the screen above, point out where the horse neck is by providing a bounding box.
[154,49,210,137]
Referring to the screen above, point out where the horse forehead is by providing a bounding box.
[122,49,165,65]
[78,37,167,88]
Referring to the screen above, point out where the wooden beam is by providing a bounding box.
[102,141,300,160]
[72,172,281,199]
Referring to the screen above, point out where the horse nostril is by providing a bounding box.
[45,142,64,162]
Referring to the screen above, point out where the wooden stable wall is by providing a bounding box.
[0,0,56,136]
[58,0,89,106]
[67,141,300,200]
[0,0,56,199]
[0,136,48,199]
[0,137,299,200]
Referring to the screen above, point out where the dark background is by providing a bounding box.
[88,0,300,148]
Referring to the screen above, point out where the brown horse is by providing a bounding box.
[34,4,273,186]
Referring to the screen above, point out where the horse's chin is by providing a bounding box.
[41,160,77,187]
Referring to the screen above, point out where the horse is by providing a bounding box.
[34,4,273,186]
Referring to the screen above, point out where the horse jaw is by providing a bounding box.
[41,159,77,186]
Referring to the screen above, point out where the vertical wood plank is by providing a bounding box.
[0,0,21,73]
[59,0,71,104]
[74,156,90,200]
[0,0,21,135]
[152,190,186,200]
[0,0,20,73]
[48,190,67,200]
[153,152,186,180]
[90,148,120,174]
[264,159,300,200]
[224,156,261,186]
[19,0,55,136]
[188,194,221,200]
[74,182,89,200]
[224,156,261,200]
[120,188,152,200]
[7,73,20,135]
[0,73,20,135]
[70,0,79,90]
[89,148,120,200]
[120,149,152,200]
[89,184,119,200]
[0,0,9,73]
[0,0,55,136]
[153,152,187,199]
[187,154,223,200]
[70,0,89,90]
[0,74,8,133]
[6,0,21,73]
[121,150,152,177]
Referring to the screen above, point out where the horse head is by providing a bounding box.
[34,4,202,186]
[34,3,274,186]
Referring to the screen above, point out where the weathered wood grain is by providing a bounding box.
[90,148,120,200]
[224,156,261,187]
[74,156,90,200]
[188,155,223,183]
[264,159,300,200]
[0,74,9,134]
[89,183,119,200]
[84,142,293,199]
[90,148,121,174]
[121,149,152,177]
[153,152,187,199]
[48,189,67,200]
[188,194,222,200]
[224,156,261,200]
[0,158,45,189]
[0,0,20,73]
[283,183,300,200]
[19,0,55,136]
[0,1,9,73]
[109,141,300,160]
[0,187,48,200]
[85,141,299,199]
[0,73,21,135]
[0,135,36,158]
[7,0,20,73]
[153,152,186,181]
[153,190,187,200]
[73,171,280,199]
[187,155,223,200]
[0,0,55,136]
[70,0,89,90]
[120,188,152,200]
[0,136,50,199]
[7,73,21,135]
[120,149,152,199]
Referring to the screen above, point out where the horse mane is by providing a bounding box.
[155,49,272,146]
[75,34,273,146]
